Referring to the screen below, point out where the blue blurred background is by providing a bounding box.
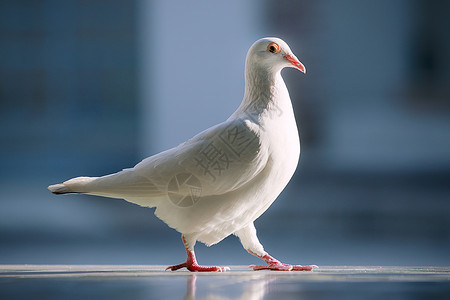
[1,0,449,267]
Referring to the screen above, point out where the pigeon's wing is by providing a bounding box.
[133,117,268,198]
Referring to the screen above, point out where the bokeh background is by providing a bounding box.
[1,0,449,266]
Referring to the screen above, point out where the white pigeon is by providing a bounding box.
[48,37,317,272]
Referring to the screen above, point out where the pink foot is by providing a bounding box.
[251,262,318,271]
[250,253,318,271]
[166,240,229,272]
[166,261,229,272]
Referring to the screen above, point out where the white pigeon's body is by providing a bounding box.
[49,37,316,272]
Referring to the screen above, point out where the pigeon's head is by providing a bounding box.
[246,37,306,74]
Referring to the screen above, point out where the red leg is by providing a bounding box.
[166,235,230,272]
[249,251,318,271]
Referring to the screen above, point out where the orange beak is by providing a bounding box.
[284,55,306,74]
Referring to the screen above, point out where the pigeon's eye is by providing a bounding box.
[267,42,281,54]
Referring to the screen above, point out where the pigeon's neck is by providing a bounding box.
[239,65,289,115]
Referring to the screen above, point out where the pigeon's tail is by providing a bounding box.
[48,169,162,208]
[48,177,96,195]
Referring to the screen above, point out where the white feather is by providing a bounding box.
[49,37,302,250]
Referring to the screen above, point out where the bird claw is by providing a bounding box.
[166,262,230,272]
[293,264,318,271]
[250,263,318,271]
[165,263,187,272]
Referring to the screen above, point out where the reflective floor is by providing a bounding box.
[1,265,449,299]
